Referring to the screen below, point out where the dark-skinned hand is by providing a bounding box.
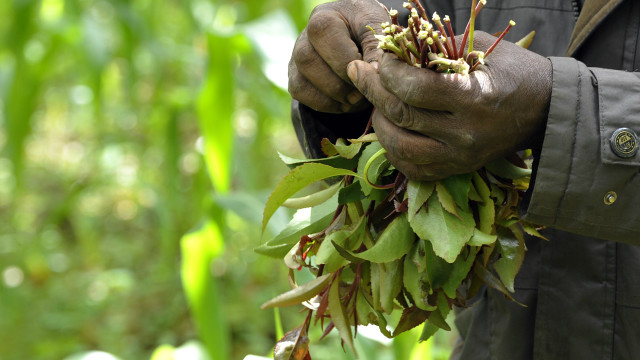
[288,0,389,114]
[346,31,553,181]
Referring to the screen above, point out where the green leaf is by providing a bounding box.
[278,152,358,170]
[440,174,472,212]
[181,221,229,359]
[357,142,389,195]
[423,240,453,289]
[467,228,498,246]
[393,307,430,336]
[254,242,292,259]
[321,138,363,159]
[316,220,364,272]
[349,133,378,143]
[328,277,357,356]
[406,180,434,222]
[410,195,475,263]
[473,260,516,301]
[435,181,458,216]
[379,259,404,314]
[403,248,435,311]
[338,181,365,204]
[493,227,525,292]
[353,214,415,263]
[473,172,495,234]
[282,180,342,209]
[262,163,357,233]
[261,274,333,309]
[269,196,338,246]
[442,247,478,298]
[521,222,548,240]
[197,33,247,193]
[485,157,532,180]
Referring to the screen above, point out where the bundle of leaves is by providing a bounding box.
[258,1,543,358]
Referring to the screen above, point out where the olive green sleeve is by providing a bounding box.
[522,57,640,244]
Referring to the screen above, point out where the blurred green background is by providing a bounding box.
[0,0,455,359]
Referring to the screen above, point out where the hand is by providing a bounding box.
[346,31,552,180]
[288,0,389,114]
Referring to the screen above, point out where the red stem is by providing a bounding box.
[445,18,458,59]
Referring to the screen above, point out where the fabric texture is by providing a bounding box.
[290,0,640,358]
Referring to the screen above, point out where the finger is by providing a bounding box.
[347,59,456,141]
[350,2,387,64]
[307,8,363,82]
[371,109,450,165]
[293,30,364,106]
[378,53,476,111]
[288,63,346,113]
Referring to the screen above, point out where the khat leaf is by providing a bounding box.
[338,181,365,204]
[440,173,472,212]
[269,195,338,246]
[254,242,293,259]
[349,133,378,143]
[379,259,404,314]
[485,157,532,180]
[261,274,333,309]
[442,247,479,298]
[262,163,357,233]
[435,181,458,216]
[278,152,357,170]
[467,228,498,247]
[283,181,343,209]
[410,194,475,263]
[406,180,434,221]
[472,172,495,234]
[273,325,310,360]
[357,142,390,195]
[328,277,357,356]
[493,227,525,292]
[321,138,363,159]
[352,214,415,263]
[423,239,453,289]
[403,248,435,311]
[393,306,430,336]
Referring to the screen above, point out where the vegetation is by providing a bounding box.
[0,0,455,359]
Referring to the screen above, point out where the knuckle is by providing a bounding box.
[307,11,334,39]
[293,41,317,70]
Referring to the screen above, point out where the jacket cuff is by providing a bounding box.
[522,57,640,243]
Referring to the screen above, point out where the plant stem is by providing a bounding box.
[458,0,486,58]
[444,16,458,59]
[484,20,515,57]
[468,0,477,55]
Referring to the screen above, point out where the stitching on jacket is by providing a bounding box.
[558,60,581,216]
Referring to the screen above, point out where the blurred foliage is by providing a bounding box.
[0,0,455,359]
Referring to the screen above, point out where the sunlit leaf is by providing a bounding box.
[283,181,342,209]
[261,274,332,309]
[269,195,338,246]
[435,181,458,216]
[410,195,475,263]
[262,163,357,233]
[320,138,363,159]
[278,152,358,170]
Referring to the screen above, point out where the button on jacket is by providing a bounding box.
[291,0,640,358]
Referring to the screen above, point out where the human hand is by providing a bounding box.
[346,31,552,180]
[288,0,390,114]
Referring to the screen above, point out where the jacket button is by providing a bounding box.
[604,191,617,205]
[610,128,639,158]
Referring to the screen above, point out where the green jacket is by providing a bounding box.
[291,0,640,358]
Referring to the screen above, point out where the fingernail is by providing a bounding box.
[347,90,363,105]
[347,62,358,82]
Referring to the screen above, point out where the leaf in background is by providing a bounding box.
[493,227,526,292]
[283,180,342,209]
[262,163,357,233]
[278,152,358,170]
[328,277,357,356]
[181,221,229,359]
[410,195,475,263]
[406,180,434,222]
[484,158,532,180]
[261,274,332,309]
[440,174,472,212]
[269,195,338,246]
[197,32,249,193]
[320,138,363,159]
[435,181,458,216]
[273,325,310,360]
[353,214,415,263]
